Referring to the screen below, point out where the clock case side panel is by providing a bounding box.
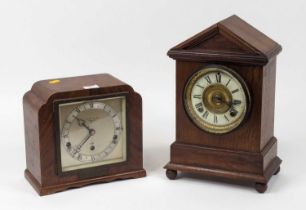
[260,57,277,149]
[23,91,45,185]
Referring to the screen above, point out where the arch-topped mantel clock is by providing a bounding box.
[23,74,146,195]
[164,15,282,193]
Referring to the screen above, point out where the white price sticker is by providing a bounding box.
[83,84,100,89]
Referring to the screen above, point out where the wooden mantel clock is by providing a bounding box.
[164,15,282,193]
[23,74,146,195]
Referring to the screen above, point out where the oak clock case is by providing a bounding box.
[23,74,146,196]
[164,15,282,193]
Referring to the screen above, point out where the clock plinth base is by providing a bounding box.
[25,169,146,196]
[164,138,281,193]
[164,157,280,193]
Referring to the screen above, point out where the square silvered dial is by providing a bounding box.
[57,96,127,172]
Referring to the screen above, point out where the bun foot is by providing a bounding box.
[255,183,267,193]
[166,169,177,180]
[274,167,280,175]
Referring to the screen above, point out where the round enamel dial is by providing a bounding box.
[61,101,122,163]
[184,65,251,134]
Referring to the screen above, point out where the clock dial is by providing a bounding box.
[184,66,250,134]
[58,96,127,172]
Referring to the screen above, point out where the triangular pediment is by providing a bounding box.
[168,15,282,65]
[184,28,258,55]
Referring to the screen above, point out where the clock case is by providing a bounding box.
[164,15,282,193]
[23,74,146,195]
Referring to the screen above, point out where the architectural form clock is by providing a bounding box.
[23,74,146,195]
[164,15,282,193]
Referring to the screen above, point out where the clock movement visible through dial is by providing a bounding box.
[184,65,251,134]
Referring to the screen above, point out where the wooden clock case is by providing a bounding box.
[164,15,282,192]
[23,74,146,195]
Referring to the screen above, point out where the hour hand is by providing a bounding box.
[75,117,91,131]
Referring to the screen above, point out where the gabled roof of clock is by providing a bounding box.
[168,15,282,65]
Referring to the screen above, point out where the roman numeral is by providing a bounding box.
[71,148,79,155]
[232,100,242,105]
[196,84,204,89]
[224,115,229,122]
[204,75,212,84]
[195,103,204,112]
[226,79,231,86]
[231,89,239,94]
[215,72,221,83]
[77,154,83,161]
[214,115,218,124]
[193,94,202,99]
[203,111,209,119]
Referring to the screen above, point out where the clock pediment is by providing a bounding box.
[186,32,256,54]
[168,15,282,65]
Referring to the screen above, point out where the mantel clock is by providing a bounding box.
[164,15,282,193]
[23,74,146,195]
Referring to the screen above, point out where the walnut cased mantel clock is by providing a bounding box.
[164,15,282,193]
[23,74,146,195]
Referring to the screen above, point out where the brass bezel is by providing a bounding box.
[184,65,251,134]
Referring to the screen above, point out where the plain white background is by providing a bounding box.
[0,0,305,209]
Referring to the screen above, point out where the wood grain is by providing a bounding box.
[23,74,146,195]
[165,15,282,192]
[168,15,281,65]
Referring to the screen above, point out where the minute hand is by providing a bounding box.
[75,129,96,151]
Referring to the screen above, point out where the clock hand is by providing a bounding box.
[75,128,96,151]
[212,95,239,117]
[75,117,91,132]
[212,95,232,107]
[74,117,97,151]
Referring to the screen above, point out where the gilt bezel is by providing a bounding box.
[184,65,251,134]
